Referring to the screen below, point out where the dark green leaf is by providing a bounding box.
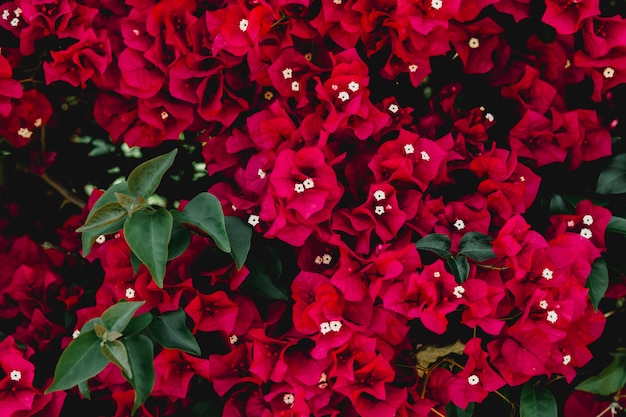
[81,216,126,258]
[76,202,127,233]
[125,335,155,414]
[190,400,222,417]
[607,216,626,235]
[130,249,142,275]
[520,384,557,417]
[101,301,145,333]
[576,355,626,396]
[124,208,173,287]
[175,193,230,253]
[225,216,252,269]
[415,234,452,259]
[447,255,470,284]
[168,221,192,261]
[458,232,496,262]
[127,148,178,197]
[123,313,153,338]
[242,245,288,300]
[596,153,626,194]
[445,402,474,417]
[148,309,201,355]
[549,194,570,215]
[586,258,609,312]
[102,340,132,379]
[45,330,109,393]
[78,380,91,400]
[87,182,131,218]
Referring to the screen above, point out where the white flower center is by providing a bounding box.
[322,254,332,265]
[283,393,295,405]
[431,0,443,9]
[291,81,300,92]
[10,370,21,382]
[229,334,238,344]
[2,10,9,19]
[314,256,323,265]
[17,127,33,139]
[282,68,293,79]
[303,178,315,189]
[133,29,140,35]
[420,150,431,161]
[453,219,465,230]
[453,285,465,298]
[337,91,350,102]
[320,322,331,335]
[294,183,305,193]
[318,372,328,388]
[373,190,386,201]
[374,205,386,216]
[160,111,169,120]
[388,104,399,113]
[582,215,594,226]
[333,0,342,4]
[539,300,548,309]
[329,320,342,332]
[580,228,592,239]
[562,354,571,365]
[239,18,249,32]
[408,64,418,73]
[96,235,106,244]
[125,287,136,299]
[33,118,42,127]
[484,112,494,122]
[603,67,615,79]
[72,329,81,339]
[467,374,480,385]
[257,168,266,179]
[468,37,480,49]
[404,144,415,155]
[542,268,554,280]
[546,310,558,323]
[567,220,575,228]
[433,272,441,278]
[10,17,19,27]
[248,214,260,227]
[348,81,360,92]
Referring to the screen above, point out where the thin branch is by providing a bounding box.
[32,170,86,209]
[430,408,446,417]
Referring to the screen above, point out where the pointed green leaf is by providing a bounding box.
[448,255,470,284]
[445,402,474,417]
[130,249,142,275]
[101,301,145,333]
[586,258,609,312]
[415,234,452,259]
[102,340,132,379]
[78,380,91,400]
[607,216,626,235]
[115,192,134,210]
[576,355,626,396]
[596,153,626,194]
[175,193,230,253]
[549,194,570,215]
[458,232,496,262]
[225,216,252,269]
[241,244,288,300]
[123,313,153,339]
[87,182,131,219]
[76,202,127,233]
[81,217,126,258]
[45,330,109,393]
[520,384,557,417]
[168,220,192,261]
[127,149,178,197]
[149,309,201,355]
[125,334,155,414]
[124,208,173,287]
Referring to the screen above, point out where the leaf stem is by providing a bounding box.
[30,169,86,209]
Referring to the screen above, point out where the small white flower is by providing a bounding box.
[303,178,314,189]
[282,68,293,79]
[322,254,332,265]
[562,354,571,365]
[320,322,331,335]
[72,329,81,339]
[248,214,260,227]
[10,17,19,27]
[283,393,295,405]
[229,334,238,344]
[239,18,249,32]
[546,310,558,323]
[333,0,342,4]
[13,7,21,16]
[453,219,466,231]
[539,300,548,309]
[160,110,169,120]
[318,372,329,389]
[257,168,266,179]
[408,64,418,73]
[331,84,338,91]
[567,220,575,228]
[433,272,441,278]
[10,370,21,382]
[17,127,33,139]
[542,268,554,280]
[348,81,360,92]
[294,183,305,193]
[565,59,572,69]
[329,320,342,332]
[291,81,300,92]
[467,374,480,386]
[404,143,415,155]
[314,256,324,265]
[374,205,386,216]
[96,235,106,244]
[388,104,399,113]
[519,176,526,182]
[603,66,615,79]
[484,112,494,122]
[2,9,9,20]
[125,287,136,299]
[33,118,42,127]
[420,150,431,161]
[337,91,350,102]
[453,285,465,299]
[133,28,140,35]
[582,215,594,226]
[468,37,480,49]
[580,228,593,239]
[231,204,237,211]
[431,0,443,9]
[373,190,386,201]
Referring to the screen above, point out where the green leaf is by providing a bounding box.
[190,400,222,417]
[175,193,230,253]
[148,309,201,355]
[76,202,127,233]
[576,355,626,396]
[125,334,155,414]
[168,221,192,261]
[596,153,626,194]
[101,301,146,333]
[102,340,132,379]
[520,384,557,417]
[549,194,570,215]
[445,402,475,417]
[241,245,288,300]
[225,216,252,269]
[130,249,142,275]
[78,379,91,400]
[127,148,178,197]
[586,258,609,312]
[45,330,109,393]
[87,182,131,218]
[123,313,153,338]
[415,233,452,259]
[124,208,173,287]
[607,216,626,235]
[458,232,496,262]
[447,255,470,284]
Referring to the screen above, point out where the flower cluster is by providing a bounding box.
[1,0,626,415]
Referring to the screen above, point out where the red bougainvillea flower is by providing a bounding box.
[0,89,53,148]
[152,348,211,401]
[449,17,503,74]
[508,110,568,167]
[546,199,612,250]
[459,270,509,335]
[0,336,38,416]
[493,0,531,22]
[185,290,240,334]
[0,52,22,117]
[501,65,557,115]
[581,15,626,59]
[568,109,612,170]
[542,0,600,35]
[574,47,626,102]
